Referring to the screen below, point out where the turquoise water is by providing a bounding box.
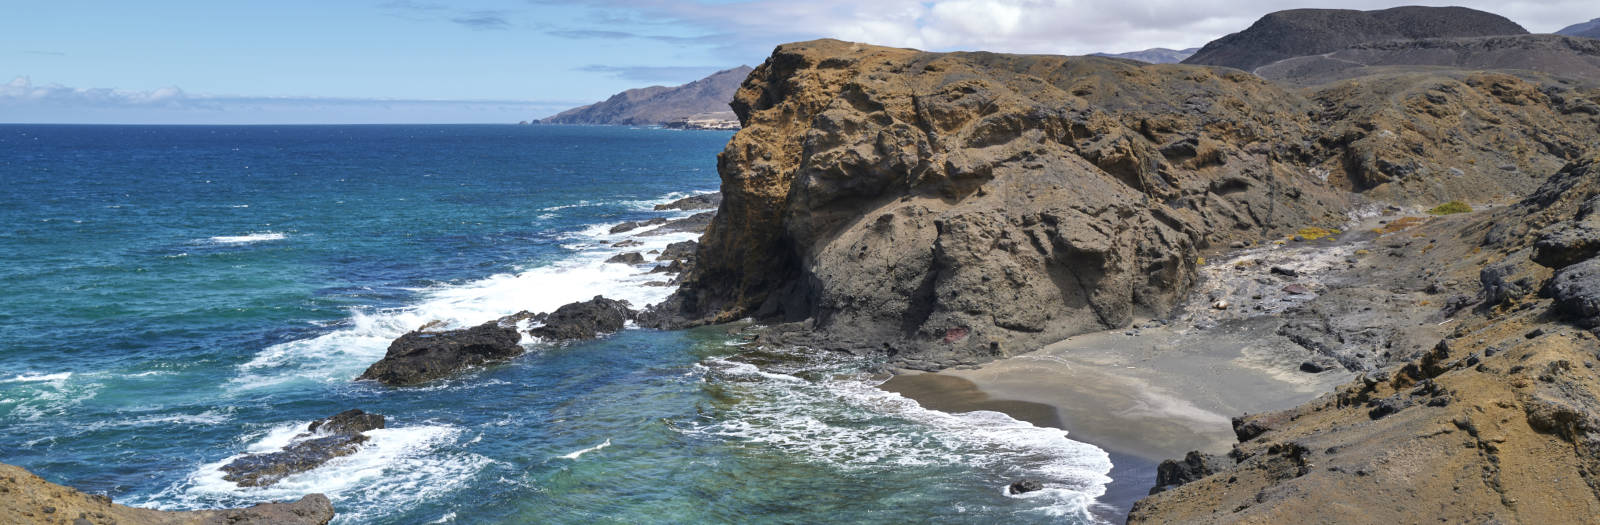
[0,124,1112,523]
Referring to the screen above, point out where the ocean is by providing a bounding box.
[0,124,1112,524]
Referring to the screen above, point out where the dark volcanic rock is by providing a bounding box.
[357,321,523,386]
[1007,479,1044,494]
[308,409,384,435]
[1549,257,1600,327]
[639,211,714,236]
[657,240,697,261]
[606,252,646,265]
[1149,451,1230,494]
[609,218,667,234]
[221,434,369,487]
[654,193,722,211]
[221,409,387,488]
[528,296,634,340]
[1182,6,1527,72]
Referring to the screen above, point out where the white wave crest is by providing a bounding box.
[209,232,285,244]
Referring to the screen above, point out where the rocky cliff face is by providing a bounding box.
[537,66,753,126]
[1182,6,1528,72]
[0,462,333,524]
[661,39,1600,370]
[1128,155,1600,523]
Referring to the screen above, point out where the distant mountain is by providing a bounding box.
[1090,47,1199,64]
[1558,18,1600,39]
[538,66,753,126]
[1256,34,1600,86]
[1182,6,1528,72]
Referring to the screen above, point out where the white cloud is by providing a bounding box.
[2,76,194,107]
[573,0,1595,58]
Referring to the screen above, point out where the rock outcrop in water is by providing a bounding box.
[1,462,333,524]
[657,38,1600,370]
[357,321,523,386]
[527,296,633,341]
[1181,6,1527,72]
[220,409,386,487]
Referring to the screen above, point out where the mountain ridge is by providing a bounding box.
[536,66,753,126]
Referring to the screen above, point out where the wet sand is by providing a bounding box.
[881,318,1356,521]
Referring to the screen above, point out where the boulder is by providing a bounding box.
[1549,257,1600,327]
[654,192,722,211]
[529,296,634,341]
[357,321,523,386]
[650,260,686,274]
[1533,223,1600,269]
[657,240,698,262]
[1148,451,1231,494]
[606,252,646,265]
[1007,479,1044,495]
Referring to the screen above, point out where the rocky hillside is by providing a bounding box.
[1182,6,1527,72]
[1128,155,1600,523]
[1257,34,1600,86]
[536,66,752,126]
[654,38,1600,370]
[1091,47,1199,64]
[0,462,333,524]
[1559,18,1600,39]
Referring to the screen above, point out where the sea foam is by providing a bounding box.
[209,232,286,244]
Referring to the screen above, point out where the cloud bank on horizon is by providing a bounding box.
[2,0,1592,123]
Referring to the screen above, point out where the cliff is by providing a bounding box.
[0,462,333,524]
[658,38,1599,370]
[537,66,753,126]
[1182,6,1528,72]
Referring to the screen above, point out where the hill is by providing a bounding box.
[537,66,752,126]
[1256,34,1600,86]
[1559,17,1600,39]
[1182,6,1527,72]
[1090,47,1199,64]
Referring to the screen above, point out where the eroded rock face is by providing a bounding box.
[357,322,523,386]
[528,296,633,341]
[660,38,1600,369]
[1,462,334,525]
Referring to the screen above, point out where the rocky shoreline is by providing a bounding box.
[0,462,333,525]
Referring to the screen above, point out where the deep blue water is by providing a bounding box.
[0,124,1111,524]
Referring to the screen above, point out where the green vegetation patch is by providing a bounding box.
[1427,201,1473,215]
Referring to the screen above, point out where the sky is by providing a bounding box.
[2,0,1593,124]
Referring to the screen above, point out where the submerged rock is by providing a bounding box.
[528,296,634,341]
[1007,479,1044,494]
[357,321,523,386]
[220,409,385,488]
[609,218,667,234]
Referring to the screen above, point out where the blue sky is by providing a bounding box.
[2,1,1589,124]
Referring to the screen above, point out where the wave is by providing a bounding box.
[557,438,611,460]
[689,350,1113,521]
[229,193,700,391]
[209,232,285,244]
[140,421,490,524]
[3,372,72,383]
